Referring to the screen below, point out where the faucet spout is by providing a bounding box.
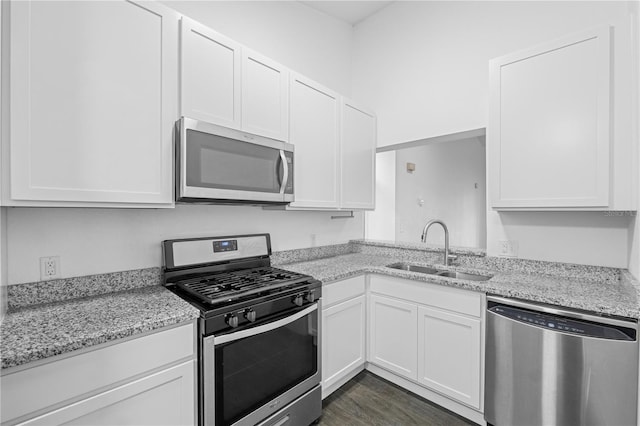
[421,219,450,266]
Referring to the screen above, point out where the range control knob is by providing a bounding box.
[244,308,257,323]
[225,314,239,328]
[305,290,316,303]
[293,294,304,307]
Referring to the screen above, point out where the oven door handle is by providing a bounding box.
[214,304,317,345]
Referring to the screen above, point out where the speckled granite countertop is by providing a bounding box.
[1,285,199,370]
[3,239,639,371]
[278,251,640,320]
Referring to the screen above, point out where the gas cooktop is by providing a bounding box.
[174,266,312,306]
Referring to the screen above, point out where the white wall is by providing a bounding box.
[353,1,636,268]
[353,1,634,148]
[629,1,640,278]
[5,1,363,285]
[365,151,396,240]
[7,206,363,284]
[162,0,353,96]
[488,211,631,267]
[395,137,486,249]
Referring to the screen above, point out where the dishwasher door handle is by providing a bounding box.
[487,295,638,331]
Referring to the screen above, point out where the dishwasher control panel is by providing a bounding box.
[489,304,636,341]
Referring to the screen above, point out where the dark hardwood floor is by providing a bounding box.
[318,371,476,426]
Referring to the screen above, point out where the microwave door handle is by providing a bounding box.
[214,304,317,345]
[276,152,283,188]
[278,150,288,195]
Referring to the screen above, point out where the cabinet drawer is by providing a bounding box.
[323,275,366,307]
[2,322,195,424]
[17,361,195,426]
[369,275,481,317]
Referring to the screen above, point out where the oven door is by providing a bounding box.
[202,304,320,426]
[178,117,294,203]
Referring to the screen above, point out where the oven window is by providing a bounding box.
[214,312,318,425]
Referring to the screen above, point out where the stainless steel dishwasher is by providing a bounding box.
[485,295,638,426]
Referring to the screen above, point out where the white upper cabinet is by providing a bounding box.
[340,99,376,209]
[242,49,289,141]
[5,0,177,206]
[287,80,377,211]
[488,25,626,210]
[289,74,340,209]
[180,18,289,142]
[180,16,242,129]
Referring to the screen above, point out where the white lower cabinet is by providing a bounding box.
[321,276,366,399]
[17,361,194,426]
[417,306,481,409]
[367,274,484,415]
[320,274,485,420]
[368,294,418,380]
[1,322,196,426]
[322,296,366,395]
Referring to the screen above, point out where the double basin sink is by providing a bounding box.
[386,262,492,282]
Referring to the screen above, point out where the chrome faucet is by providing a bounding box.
[421,219,454,266]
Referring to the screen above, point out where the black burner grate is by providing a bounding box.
[175,267,310,305]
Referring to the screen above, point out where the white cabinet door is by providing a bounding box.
[368,294,417,380]
[242,49,289,141]
[8,0,177,205]
[2,323,195,424]
[18,361,195,426]
[180,16,242,129]
[340,99,376,210]
[322,295,366,395]
[489,26,611,209]
[289,74,340,209]
[417,306,481,409]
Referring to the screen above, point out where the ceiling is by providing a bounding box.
[300,1,394,26]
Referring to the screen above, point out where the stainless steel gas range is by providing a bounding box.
[163,234,322,426]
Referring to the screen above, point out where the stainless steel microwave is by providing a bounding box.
[176,117,294,204]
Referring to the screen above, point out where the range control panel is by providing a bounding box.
[489,304,635,341]
[213,240,238,253]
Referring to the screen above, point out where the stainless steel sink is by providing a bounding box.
[386,263,440,275]
[435,271,492,281]
[386,262,492,282]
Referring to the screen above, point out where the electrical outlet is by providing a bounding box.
[310,234,317,247]
[40,256,60,281]
[499,241,519,258]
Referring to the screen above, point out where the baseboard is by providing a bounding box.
[365,363,486,425]
[321,364,366,400]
